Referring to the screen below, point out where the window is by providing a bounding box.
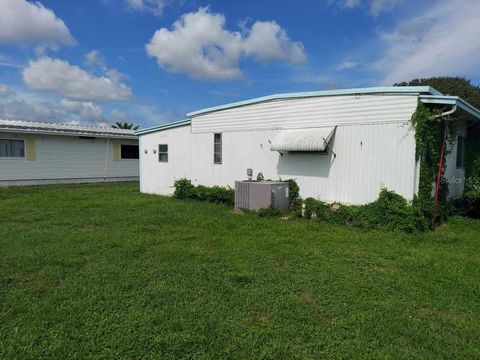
[0,139,25,158]
[214,133,222,164]
[158,144,168,162]
[456,136,465,169]
[121,144,139,159]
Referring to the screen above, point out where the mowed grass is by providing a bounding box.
[0,183,479,359]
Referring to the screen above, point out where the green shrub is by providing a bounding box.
[284,179,300,203]
[463,188,480,218]
[463,138,480,218]
[192,185,209,202]
[357,189,418,233]
[257,205,284,219]
[303,198,317,219]
[290,197,304,219]
[331,205,361,227]
[303,197,330,220]
[313,201,333,221]
[301,189,420,232]
[173,178,195,199]
[206,186,235,205]
[173,179,234,206]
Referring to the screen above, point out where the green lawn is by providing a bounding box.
[0,183,479,359]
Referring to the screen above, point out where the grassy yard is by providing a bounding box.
[0,183,479,359]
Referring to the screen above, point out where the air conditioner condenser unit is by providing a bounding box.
[235,181,289,212]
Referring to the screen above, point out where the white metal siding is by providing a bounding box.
[139,122,417,204]
[0,132,139,183]
[139,125,192,195]
[191,94,419,133]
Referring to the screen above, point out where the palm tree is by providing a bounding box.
[112,122,140,131]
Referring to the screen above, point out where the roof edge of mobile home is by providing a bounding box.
[186,86,443,117]
[419,95,480,119]
[135,86,480,136]
[0,119,137,139]
[135,119,191,136]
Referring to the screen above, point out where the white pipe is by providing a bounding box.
[429,105,457,121]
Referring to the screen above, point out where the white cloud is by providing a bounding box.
[0,0,75,48]
[0,90,109,125]
[343,0,362,8]
[337,60,358,70]
[146,7,307,80]
[0,62,22,68]
[375,0,480,84]
[126,0,165,16]
[369,0,406,16]
[0,93,95,124]
[84,51,127,82]
[22,57,132,101]
[60,99,103,120]
[0,98,67,123]
[111,109,128,121]
[85,50,105,67]
[330,0,406,15]
[106,68,127,82]
[0,84,14,97]
[243,21,307,64]
[0,87,174,128]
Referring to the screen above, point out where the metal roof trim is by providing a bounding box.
[0,119,137,138]
[0,128,137,139]
[135,119,191,136]
[187,86,442,117]
[419,95,480,120]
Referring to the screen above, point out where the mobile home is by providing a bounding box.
[137,87,480,205]
[0,120,139,186]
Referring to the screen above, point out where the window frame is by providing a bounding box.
[120,144,139,160]
[214,133,222,164]
[456,136,465,169]
[158,144,168,163]
[0,138,25,159]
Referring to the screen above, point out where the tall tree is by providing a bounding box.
[112,122,139,131]
[395,77,480,109]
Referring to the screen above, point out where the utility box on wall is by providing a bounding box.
[235,181,289,211]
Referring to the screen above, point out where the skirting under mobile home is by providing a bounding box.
[137,87,480,205]
[0,120,139,186]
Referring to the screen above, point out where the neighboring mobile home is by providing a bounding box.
[0,120,139,186]
[136,87,480,205]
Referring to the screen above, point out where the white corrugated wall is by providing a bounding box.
[0,132,139,183]
[191,94,418,133]
[139,123,418,204]
[139,93,421,204]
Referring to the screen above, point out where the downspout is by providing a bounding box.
[431,105,457,206]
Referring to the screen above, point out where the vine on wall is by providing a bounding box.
[410,102,456,228]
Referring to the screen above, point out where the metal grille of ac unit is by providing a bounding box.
[235,181,289,211]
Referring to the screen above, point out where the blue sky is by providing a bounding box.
[0,0,479,128]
